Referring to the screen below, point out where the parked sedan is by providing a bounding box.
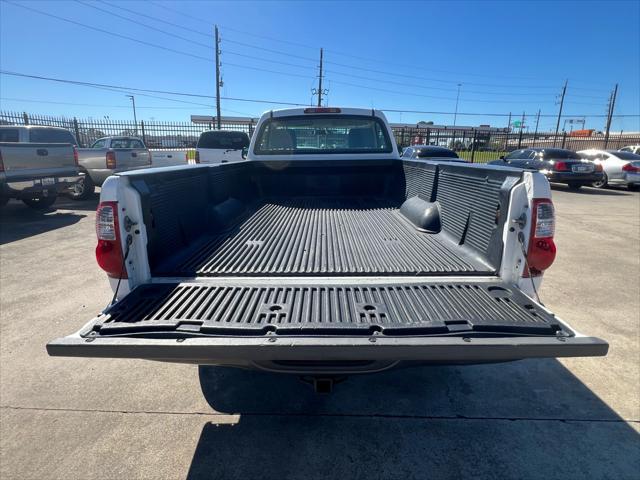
[577,149,640,190]
[401,145,466,161]
[489,148,603,190]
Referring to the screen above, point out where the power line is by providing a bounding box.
[5,1,213,63]
[0,71,308,106]
[75,0,212,50]
[2,70,637,119]
[91,0,599,94]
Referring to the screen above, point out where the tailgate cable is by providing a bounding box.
[517,231,543,305]
[108,234,133,307]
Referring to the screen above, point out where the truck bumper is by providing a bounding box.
[2,175,81,198]
[544,171,604,185]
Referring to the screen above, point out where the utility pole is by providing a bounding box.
[604,83,618,148]
[311,48,327,107]
[214,25,222,130]
[317,48,323,107]
[554,79,568,141]
[126,95,138,134]
[533,109,541,143]
[453,83,461,127]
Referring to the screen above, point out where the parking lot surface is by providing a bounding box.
[1,186,639,479]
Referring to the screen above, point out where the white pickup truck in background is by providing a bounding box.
[70,136,151,200]
[48,107,607,393]
[0,125,79,210]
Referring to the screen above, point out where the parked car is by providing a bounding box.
[195,130,250,164]
[72,136,151,200]
[577,149,640,190]
[0,125,80,210]
[619,145,640,155]
[489,148,604,190]
[48,107,607,393]
[401,145,466,162]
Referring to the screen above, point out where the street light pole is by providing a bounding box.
[126,95,138,134]
[453,83,461,127]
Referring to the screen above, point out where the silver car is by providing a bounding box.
[577,149,640,190]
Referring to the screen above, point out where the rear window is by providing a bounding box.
[0,129,19,142]
[254,115,392,155]
[28,128,76,144]
[541,149,581,160]
[110,138,145,149]
[198,131,250,149]
[416,148,459,159]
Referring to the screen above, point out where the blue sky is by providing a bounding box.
[1,0,639,131]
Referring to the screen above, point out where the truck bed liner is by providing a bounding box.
[156,197,491,276]
[88,280,562,337]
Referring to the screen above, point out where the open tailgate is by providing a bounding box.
[47,279,608,368]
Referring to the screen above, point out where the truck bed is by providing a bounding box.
[156,196,490,276]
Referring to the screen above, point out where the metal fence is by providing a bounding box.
[2,111,638,163]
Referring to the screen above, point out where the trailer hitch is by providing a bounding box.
[300,376,347,394]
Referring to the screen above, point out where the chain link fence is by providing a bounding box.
[2,111,638,163]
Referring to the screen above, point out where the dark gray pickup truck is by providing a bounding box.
[48,108,607,392]
[0,126,79,209]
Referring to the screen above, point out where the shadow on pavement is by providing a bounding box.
[187,361,639,479]
[0,195,97,244]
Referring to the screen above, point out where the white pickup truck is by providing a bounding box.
[48,107,607,392]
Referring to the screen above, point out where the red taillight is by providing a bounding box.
[194,150,200,164]
[622,162,640,173]
[594,163,603,172]
[106,151,117,169]
[553,161,569,172]
[0,150,4,172]
[95,201,127,278]
[524,199,556,277]
[73,146,79,166]
[303,108,341,114]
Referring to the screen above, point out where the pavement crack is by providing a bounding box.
[2,405,638,424]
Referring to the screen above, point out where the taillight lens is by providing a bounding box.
[0,150,4,172]
[553,161,569,172]
[594,163,603,172]
[106,151,117,169]
[622,162,640,173]
[524,199,557,278]
[147,150,152,165]
[73,146,79,166]
[194,150,200,164]
[95,201,127,278]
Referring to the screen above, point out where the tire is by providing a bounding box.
[22,192,57,210]
[68,173,95,200]
[592,172,608,189]
[568,182,582,191]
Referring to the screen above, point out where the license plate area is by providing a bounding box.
[572,164,593,173]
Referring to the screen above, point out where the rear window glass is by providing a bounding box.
[28,128,76,144]
[254,115,392,155]
[541,149,581,160]
[110,138,145,149]
[416,148,459,158]
[198,131,250,149]
[0,129,19,142]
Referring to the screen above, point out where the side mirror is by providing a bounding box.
[499,155,506,160]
